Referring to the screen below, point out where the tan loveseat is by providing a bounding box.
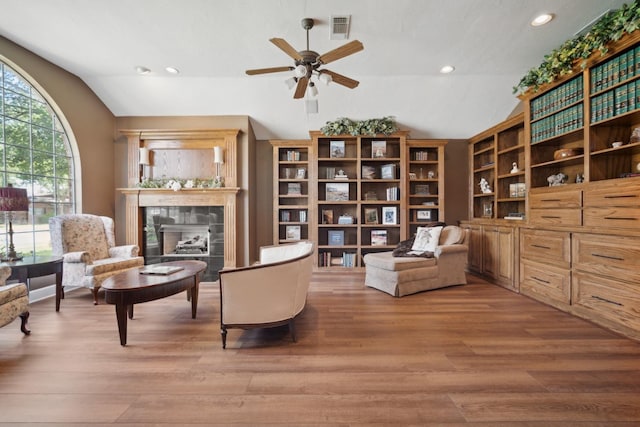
[218,241,314,349]
[363,225,469,297]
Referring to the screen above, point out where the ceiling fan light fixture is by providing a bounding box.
[294,64,308,78]
[284,76,297,89]
[307,82,318,97]
[165,66,180,74]
[319,72,333,85]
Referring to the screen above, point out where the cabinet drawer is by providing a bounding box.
[572,271,640,333]
[583,207,640,229]
[520,228,571,268]
[530,189,582,208]
[573,233,640,282]
[529,208,581,226]
[520,259,571,305]
[584,180,640,207]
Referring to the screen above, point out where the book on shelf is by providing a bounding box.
[504,212,525,220]
[386,186,399,201]
[371,229,387,246]
[330,140,345,158]
[414,151,429,161]
[328,230,345,246]
[325,166,336,179]
[285,225,301,240]
[287,182,302,195]
[285,150,300,161]
[371,140,387,158]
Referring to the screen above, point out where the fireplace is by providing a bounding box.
[143,206,223,281]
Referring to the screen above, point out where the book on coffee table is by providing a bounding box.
[140,265,184,275]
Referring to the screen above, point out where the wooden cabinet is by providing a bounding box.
[270,140,312,244]
[582,176,640,229]
[519,228,571,309]
[461,222,482,274]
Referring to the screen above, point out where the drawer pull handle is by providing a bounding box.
[604,194,637,199]
[592,253,624,261]
[604,217,637,221]
[541,216,560,219]
[532,244,551,250]
[591,295,623,306]
[532,276,550,284]
[541,198,561,202]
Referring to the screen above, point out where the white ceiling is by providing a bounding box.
[0,0,630,140]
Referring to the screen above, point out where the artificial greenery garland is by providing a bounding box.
[514,1,640,95]
[320,116,398,136]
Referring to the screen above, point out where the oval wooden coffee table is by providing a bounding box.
[102,260,207,346]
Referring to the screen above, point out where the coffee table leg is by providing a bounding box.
[114,303,128,346]
[191,279,199,319]
[55,271,63,312]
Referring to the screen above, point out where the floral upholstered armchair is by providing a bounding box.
[49,214,144,306]
[0,266,30,334]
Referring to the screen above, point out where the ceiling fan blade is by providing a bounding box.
[293,77,308,99]
[270,38,304,61]
[317,40,364,65]
[246,66,293,75]
[320,70,359,89]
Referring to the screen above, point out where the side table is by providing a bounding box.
[1,256,63,311]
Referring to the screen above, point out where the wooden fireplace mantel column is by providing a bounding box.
[118,188,241,269]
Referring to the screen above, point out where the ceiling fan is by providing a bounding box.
[245,18,364,99]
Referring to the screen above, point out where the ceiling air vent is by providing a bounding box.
[331,15,351,40]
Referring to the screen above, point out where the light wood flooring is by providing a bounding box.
[2,273,640,425]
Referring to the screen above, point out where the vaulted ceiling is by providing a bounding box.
[0,0,629,139]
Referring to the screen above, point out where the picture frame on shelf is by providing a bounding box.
[287,182,302,195]
[296,167,306,179]
[483,202,493,218]
[330,140,345,158]
[380,163,396,179]
[285,225,301,241]
[361,165,376,179]
[382,206,397,225]
[364,208,378,224]
[327,230,345,246]
[416,210,432,221]
[325,182,350,201]
[322,209,334,224]
[371,140,387,158]
[371,229,387,246]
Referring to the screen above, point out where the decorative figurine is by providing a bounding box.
[479,177,492,194]
[547,173,568,186]
[576,173,584,183]
[510,162,519,173]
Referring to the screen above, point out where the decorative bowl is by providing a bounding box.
[553,148,583,160]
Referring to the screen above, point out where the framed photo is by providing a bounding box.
[380,163,396,179]
[327,230,345,246]
[361,165,376,179]
[483,202,493,218]
[287,182,301,195]
[371,229,387,246]
[364,208,378,224]
[325,182,350,201]
[285,225,301,241]
[371,140,387,158]
[330,140,345,158]
[382,206,397,225]
[416,210,431,221]
[296,167,306,179]
[322,209,334,224]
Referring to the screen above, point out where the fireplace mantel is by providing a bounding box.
[119,187,240,269]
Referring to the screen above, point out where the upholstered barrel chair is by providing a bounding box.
[0,266,30,335]
[49,214,144,306]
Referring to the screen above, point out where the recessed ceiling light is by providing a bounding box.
[440,65,455,74]
[165,66,180,75]
[531,13,554,27]
[135,66,151,75]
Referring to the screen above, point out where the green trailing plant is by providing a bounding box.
[321,116,398,136]
[137,177,217,189]
[514,1,640,95]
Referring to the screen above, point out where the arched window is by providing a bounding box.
[1,60,76,258]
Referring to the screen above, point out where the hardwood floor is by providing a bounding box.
[2,272,640,425]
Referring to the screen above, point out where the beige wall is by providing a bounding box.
[0,36,116,217]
